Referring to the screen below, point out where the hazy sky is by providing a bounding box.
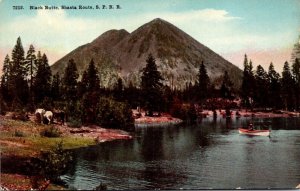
[0,0,299,74]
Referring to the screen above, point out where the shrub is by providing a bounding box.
[96,97,134,131]
[14,130,26,137]
[67,116,82,128]
[170,102,197,122]
[37,141,72,182]
[40,126,61,137]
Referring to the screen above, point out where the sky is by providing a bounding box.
[0,0,299,75]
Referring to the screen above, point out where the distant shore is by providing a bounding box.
[199,109,300,118]
[133,110,182,127]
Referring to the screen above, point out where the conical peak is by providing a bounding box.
[146,18,173,26]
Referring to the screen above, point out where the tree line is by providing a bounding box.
[1,37,300,129]
[241,54,300,111]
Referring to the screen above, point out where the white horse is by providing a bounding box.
[44,111,53,125]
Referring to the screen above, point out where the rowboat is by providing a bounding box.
[238,128,270,136]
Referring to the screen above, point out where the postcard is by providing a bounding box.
[0,0,300,190]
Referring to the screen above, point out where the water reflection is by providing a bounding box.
[62,117,300,189]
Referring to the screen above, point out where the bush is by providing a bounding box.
[170,102,197,122]
[14,130,26,137]
[96,97,134,131]
[67,116,82,128]
[36,141,72,182]
[40,126,61,137]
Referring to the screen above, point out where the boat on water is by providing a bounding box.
[238,128,270,136]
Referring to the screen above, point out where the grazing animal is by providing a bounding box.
[53,109,66,125]
[35,109,46,124]
[43,111,53,125]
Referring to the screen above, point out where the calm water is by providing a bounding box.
[62,117,300,189]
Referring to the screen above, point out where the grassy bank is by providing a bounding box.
[0,116,132,190]
[0,118,95,157]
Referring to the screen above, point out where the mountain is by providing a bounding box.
[51,18,242,89]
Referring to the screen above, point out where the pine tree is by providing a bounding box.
[10,37,28,107]
[113,78,124,101]
[292,58,300,110]
[25,44,37,89]
[197,61,210,101]
[281,61,295,110]
[268,63,281,108]
[63,59,79,102]
[51,73,61,101]
[11,37,25,77]
[220,70,234,99]
[84,59,100,93]
[36,51,42,68]
[241,55,255,108]
[0,55,12,103]
[33,53,52,104]
[141,54,164,116]
[254,65,268,107]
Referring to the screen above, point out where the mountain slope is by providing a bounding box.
[51,18,242,89]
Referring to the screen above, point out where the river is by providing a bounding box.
[61,117,300,189]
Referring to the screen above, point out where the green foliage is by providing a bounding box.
[197,62,210,101]
[39,97,53,111]
[80,92,100,124]
[38,141,72,182]
[14,130,26,137]
[63,59,79,102]
[25,44,37,90]
[40,126,61,138]
[292,58,300,110]
[281,61,295,110]
[170,98,197,122]
[241,55,255,108]
[141,54,164,115]
[254,65,269,107]
[268,63,281,109]
[33,53,52,104]
[67,116,82,128]
[96,97,134,131]
[220,71,234,99]
[1,55,12,104]
[51,73,62,101]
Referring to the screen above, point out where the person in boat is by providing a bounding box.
[248,123,254,131]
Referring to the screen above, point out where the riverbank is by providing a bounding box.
[0,115,132,190]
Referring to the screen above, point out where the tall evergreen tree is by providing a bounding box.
[220,70,234,99]
[254,65,268,107]
[36,51,42,68]
[25,44,37,89]
[63,59,79,102]
[241,55,255,108]
[0,55,12,103]
[281,61,295,110]
[268,63,281,108]
[11,37,25,77]
[83,59,100,93]
[51,73,61,101]
[33,53,52,104]
[141,54,164,116]
[292,58,300,110]
[10,37,28,107]
[113,77,124,101]
[197,61,210,101]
